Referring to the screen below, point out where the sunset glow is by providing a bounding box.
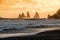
[0,0,60,18]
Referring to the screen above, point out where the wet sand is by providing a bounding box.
[0,29,60,40]
[0,27,60,39]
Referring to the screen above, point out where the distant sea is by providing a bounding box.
[0,19,60,29]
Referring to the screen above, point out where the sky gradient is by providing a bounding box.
[0,0,60,18]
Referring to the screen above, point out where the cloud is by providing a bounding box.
[0,0,60,18]
[0,0,60,13]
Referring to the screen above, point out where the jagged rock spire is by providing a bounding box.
[26,11,30,18]
[34,12,39,19]
[22,12,25,17]
[18,13,23,19]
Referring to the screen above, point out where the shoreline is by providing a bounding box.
[0,28,60,40]
[0,27,60,38]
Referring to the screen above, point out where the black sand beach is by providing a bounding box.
[0,29,60,40]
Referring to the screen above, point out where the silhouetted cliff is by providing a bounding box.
[48,9,60,19]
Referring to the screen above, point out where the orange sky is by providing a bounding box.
[0,0,60,18]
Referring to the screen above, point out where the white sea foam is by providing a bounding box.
[0,19,60,31]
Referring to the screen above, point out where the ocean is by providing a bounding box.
[0,19,60,39]
[0,19,60,29]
